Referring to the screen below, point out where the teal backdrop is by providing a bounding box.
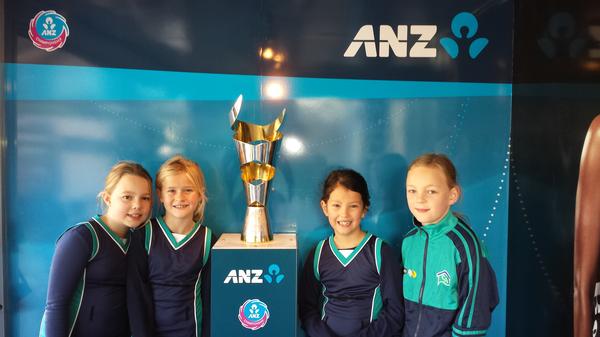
[4,63,510,337]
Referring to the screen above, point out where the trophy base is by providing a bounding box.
[211,233,297,337]
[241,206,273,243]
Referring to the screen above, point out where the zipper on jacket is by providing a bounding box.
[413,231,429,337]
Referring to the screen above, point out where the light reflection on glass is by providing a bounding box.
[262,47,274,60]
[264,80,287,99]
[283,136,304,156]
[158,144,181,157]
[164,126,177,142]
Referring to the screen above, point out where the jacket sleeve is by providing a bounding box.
[40,225,91,337]
[127,225,156,337]
[298,246,340,337]
[355,242,404,337]
[200,231,217,337]
[452,227,499,337]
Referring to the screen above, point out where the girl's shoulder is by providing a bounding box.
[200,223,213,233]
[366,233,387,249]
[304,236,332,263]
[365,234,398,257]
[199,224,215,247]
[55,220,97,253]
[369,233,389,242]
[59,220,95,240]
[133,219,153,233]
[130,220,151,242]
[403,227,419,239]
[310,234,331,246]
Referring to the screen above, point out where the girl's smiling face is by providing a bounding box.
[158,173,201,223]
[103,174,152,235]
[321,184,367,238]
[406,165,459,225]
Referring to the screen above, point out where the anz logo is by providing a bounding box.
[344,24,437,58]
[537,12,600,60]
[224,264,285,284]
[344,12,488,59]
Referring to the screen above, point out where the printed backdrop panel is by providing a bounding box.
[510,0,600,336]
[5,65,510,337]
[4,0,513,336]
[509,89,600,337]
[6,0,513,82]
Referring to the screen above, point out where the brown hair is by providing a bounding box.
[99,161,152,210]
[156,155,208,222]
[321,169,370,208]
[407,153,459,188]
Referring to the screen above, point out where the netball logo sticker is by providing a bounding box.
[28,10,70,52]
[238,299,270,330]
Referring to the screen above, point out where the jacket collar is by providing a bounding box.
[412,211,458,238]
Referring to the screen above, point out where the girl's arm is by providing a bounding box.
[200,230,217,337]
[574,114,600,337]
[298,247,340,337]
[40,225,91,337]
[452,226,499,337]
[355,242,404,337]
[127,225,156,337]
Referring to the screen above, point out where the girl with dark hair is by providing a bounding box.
[299,169,404,337]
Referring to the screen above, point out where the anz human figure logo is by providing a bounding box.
[536,12,596,60]
[41,17,56,36]
[344,11,488,59]
[440,12,489,59]
[249,304,260,316]
[223,263,284,284]
[263,263,285,284]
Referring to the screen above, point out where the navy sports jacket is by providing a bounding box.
[128,217,214,337]
[300,233,404,337]
[40,216,131,337]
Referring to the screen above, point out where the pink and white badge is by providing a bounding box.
[28,10,70,52]
[238,298,270,330]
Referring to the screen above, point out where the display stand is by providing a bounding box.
[211,233,297,337]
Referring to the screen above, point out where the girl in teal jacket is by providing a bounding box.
[402,153,498,337]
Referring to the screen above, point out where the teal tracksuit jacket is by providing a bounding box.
[402,212,498,337]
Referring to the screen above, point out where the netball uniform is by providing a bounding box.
[128,217,214,337]
[299,233,404,337]
[402,212,498,337]
[40,216,131,337]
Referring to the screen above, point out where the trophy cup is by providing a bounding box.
[212,96,295,336]
[229,95,285,243]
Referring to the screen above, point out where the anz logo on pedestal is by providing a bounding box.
[224,263,285,284]
[344,12,488,59]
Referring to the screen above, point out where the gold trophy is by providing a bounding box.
[229,95,285,243]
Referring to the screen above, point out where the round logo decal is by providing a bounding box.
[238,299,270,330]
[28,10,70,52]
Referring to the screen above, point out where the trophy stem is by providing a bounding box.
[241,206,272,243]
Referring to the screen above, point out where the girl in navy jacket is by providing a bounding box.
[40,161,153,337]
